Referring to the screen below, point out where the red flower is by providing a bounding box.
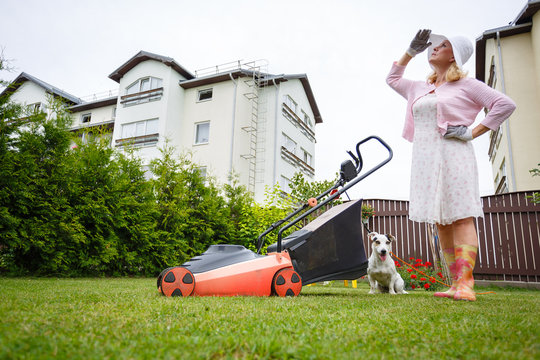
[395,261,401,267]
[425,261,432,266]
[424,283,430,289]
[437,272,443,278]
[407,268,413,273]
[416,259,422,263]
[411,274,417,279]
[410,257,415,261]
[420,277,426,281]
[412,285,416,289]
[430,279,436,283]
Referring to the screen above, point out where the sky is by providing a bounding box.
[0,0,527,200]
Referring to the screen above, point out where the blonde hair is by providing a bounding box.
[428,62,468,84]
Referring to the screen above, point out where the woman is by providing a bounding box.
[386,29,516,301]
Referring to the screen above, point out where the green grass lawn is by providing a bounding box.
[0,278,538,359]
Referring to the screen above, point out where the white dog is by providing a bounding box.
[367,232,407,295]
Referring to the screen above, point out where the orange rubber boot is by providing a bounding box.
[453,245,477,301]
[434,248,457,298]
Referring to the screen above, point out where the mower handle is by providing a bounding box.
[274,135,393,253]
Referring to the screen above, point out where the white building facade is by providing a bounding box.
[3,51,322,203]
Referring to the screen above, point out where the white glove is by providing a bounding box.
[444,125,473,141]
[407,29,432,57]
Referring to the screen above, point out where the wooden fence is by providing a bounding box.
[362,191,540,283]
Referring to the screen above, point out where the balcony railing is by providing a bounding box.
[280,146,315,177]
[120,88,163,106]
[115,133,159,147]
[282,103,315,141]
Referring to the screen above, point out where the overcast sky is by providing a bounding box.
[0,0,527,200]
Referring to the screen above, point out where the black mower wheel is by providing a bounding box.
[157,267,174,290]
[159,267,195,297]
[272,268,302,297]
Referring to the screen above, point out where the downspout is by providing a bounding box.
[496,31,517,191]
[228,72,238,182]
[272,78,280,185]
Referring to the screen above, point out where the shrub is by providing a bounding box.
[395,257,447,291]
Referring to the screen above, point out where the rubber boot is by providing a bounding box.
[453,244,478,301]
[434,248,457,298]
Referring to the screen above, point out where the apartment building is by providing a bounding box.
[3,51,322,203]
[475,0,540,194]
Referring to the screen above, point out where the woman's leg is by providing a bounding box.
[452,217,478,301]
[434,223,457,298]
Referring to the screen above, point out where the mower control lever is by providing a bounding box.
[274,135,393,253]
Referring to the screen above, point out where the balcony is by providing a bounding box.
[120,87,163,106]
[282,103,315,142]
[115,133,159,147]
[280,146,315,177]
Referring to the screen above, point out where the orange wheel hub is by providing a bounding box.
[272,268,302,297]
[160,267,195,297]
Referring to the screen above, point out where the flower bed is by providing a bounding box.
[395,257,448,291]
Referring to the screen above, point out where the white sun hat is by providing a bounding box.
[427,33,473,70]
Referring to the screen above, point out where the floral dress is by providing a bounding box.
[409,93,484,225]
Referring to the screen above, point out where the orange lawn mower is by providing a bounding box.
[157,136,393,297]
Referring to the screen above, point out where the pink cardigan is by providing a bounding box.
[386,62,516,142]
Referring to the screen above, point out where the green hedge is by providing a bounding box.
[0,87,321,276]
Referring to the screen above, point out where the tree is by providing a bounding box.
[289,172,338,204]
[150,143,231,266]
[527,163,540,204]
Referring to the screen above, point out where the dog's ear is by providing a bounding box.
[368,232,378,241]
[387,234,396,242]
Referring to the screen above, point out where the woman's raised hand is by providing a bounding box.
[407,29,432,57]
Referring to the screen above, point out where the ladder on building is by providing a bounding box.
[241,60,268,194]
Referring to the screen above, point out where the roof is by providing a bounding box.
[1,72,82,105]
[179,71,323,123]
[513,0,540,25]
[69,96,118,112]
[108,50,195,82]
[475,0,540,82]
[269,73,323,124]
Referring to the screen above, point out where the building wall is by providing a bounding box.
[533,12,540,95]
[9,82,49,113]
[270,79,317,199]
[71,105,116,130]
[182,79,249,185]
[8,58,320,203]
[485,30,540,192]
[110,60,192,167]
[163,66,187,155]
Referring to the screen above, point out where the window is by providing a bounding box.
[301,148,312,166]
[280,175,292,193]
[122,77,163,106]
[81,113,91,123]
[26,102,42,113]
[78,131,94,144]
[284,95,297,113]
[302,110,313,129]
[126,77,162,95]
[195,122,210,144]
[112,107,116,119]
[197,166,207,179]
[197,88,213,102]
[487,56,497,88]
[500,159,506,179]
[282,133,296,154]
[120,118,159,144]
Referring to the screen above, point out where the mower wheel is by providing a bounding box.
[159,267,195,297]
[157,267,174,290]
[272,268,302,297]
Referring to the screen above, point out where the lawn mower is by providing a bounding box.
[157,136,393,297]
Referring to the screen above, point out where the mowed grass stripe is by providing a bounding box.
[0,278,538,359]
